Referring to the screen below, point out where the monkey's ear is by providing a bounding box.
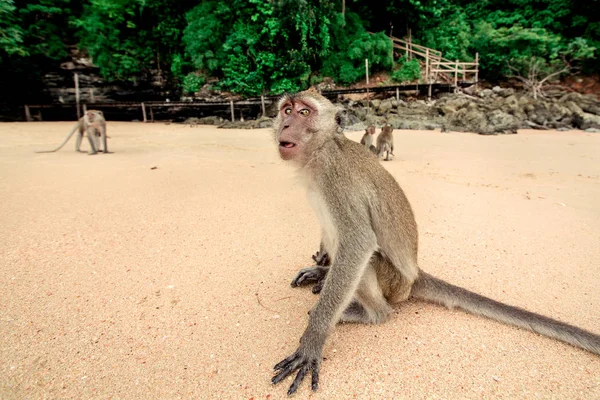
[334,110,345,130]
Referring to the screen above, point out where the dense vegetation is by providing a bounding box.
[0,0,597,101]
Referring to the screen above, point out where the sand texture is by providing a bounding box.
[1,122,599,399]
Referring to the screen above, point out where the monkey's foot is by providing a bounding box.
[311,250,330,266]
[339,301,368,323]
[291,266,328,289]
[339,300,392,325]
[104,151,114,154]
[272,347,321,395]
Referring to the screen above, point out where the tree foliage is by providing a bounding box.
[0,0,598,102]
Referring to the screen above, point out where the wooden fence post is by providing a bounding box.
[396,87,399,101]
[83,104,87,114]
[141,102,147,122]
[454,60,458,89]
[475,52,479,89]
[261,94,266,118]
[230,100,235,122]
[425,48,429,82]
[365,58,369,85]
[74,72,81,119]
[149,106,154,123]
[24,105,32,122]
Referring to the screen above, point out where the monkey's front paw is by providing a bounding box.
[272,349,321,395]
[291,266,327,288]
[311,251,330,266]
[311,280,324,294]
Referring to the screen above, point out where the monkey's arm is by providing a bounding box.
[291,240,330,293]
[273,234,376,395]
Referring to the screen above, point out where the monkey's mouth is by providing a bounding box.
[279,141,296,149]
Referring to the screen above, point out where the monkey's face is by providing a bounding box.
[275,98,318,162]
[274,92,339,164]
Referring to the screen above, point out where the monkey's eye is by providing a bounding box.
[299,109,310,116]
[284,108,292,115]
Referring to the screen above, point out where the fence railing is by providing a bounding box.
[389,32,479,85]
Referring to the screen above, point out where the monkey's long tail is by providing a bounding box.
[35,124,78,153]
[411,271,600,356]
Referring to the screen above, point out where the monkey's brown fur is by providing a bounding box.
[360,125,377,154]
[376,124,394,161]
[271,90,600,396]
[36,110,110,155]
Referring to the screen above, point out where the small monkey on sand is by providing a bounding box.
[360,125,377,154]
[270,90,599,396]
[36,110,111,155]
[376,123,394,161]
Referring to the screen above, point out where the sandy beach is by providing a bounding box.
[1,122,599,399]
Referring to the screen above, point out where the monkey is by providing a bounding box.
[360,125,377,154]
[36,110,111,155]
[376,124,394,161]
[270,90,600,396]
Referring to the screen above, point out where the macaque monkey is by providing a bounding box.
[376,124,394,161]
[36,110,111,155]
[360,125,377,154]
[271,90,599,396]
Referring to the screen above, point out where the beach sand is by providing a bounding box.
[1,122,599,399]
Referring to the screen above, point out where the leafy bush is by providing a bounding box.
[182,73,206,94]
[390,58,421,83]
[322,13,393,85]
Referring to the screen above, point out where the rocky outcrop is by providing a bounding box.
[181,88,600,134]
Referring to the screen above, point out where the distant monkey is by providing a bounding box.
[270,90,599,395]
[360,125,377,154]
[36,110,111,155]
[376,124,394,161]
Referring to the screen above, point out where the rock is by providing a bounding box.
[387,117,440,130]
[377,99,394,115]
[573,112,600,130]
[487,110,519,133]
[478,89,494,98]
[492,86,515,97]
[584,128,600,133]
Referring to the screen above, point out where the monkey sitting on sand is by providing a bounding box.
[270,89,599,396]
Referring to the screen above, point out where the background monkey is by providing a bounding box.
[36,110,111,155]
[360,125,377,154]
[271,90,599,396]
[376,123,394,161]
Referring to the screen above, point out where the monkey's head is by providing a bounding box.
[366,125,376,135]
[274,90,342,165]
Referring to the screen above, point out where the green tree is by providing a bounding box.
[75,0,191,81]
[322,12,393,84]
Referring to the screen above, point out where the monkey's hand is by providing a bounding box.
[291,266,328,289]
[312,250,330,266]
[272,335,323,395]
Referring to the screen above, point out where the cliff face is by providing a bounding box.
[42,64,173,105]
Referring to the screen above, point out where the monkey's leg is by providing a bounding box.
[101,126,112,153]
[75,131,84,152]
[339,262,392,325]
[93,133,101,152]
[86,129,98,155]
